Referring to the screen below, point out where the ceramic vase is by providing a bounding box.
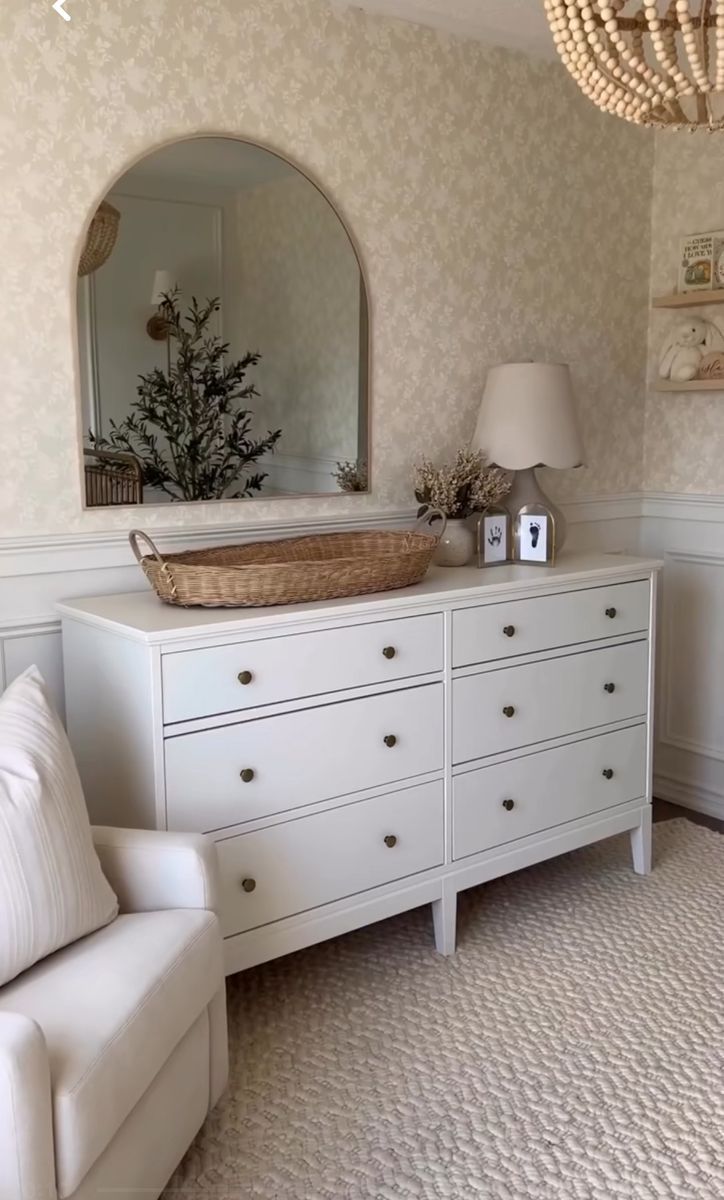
[433,518,474,567]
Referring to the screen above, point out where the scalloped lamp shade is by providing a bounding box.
[472,363,585,472]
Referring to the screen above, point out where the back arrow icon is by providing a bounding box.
[53,0,71,20]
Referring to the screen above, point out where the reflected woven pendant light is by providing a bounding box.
[78,201,121,277]
[544,1,724,130]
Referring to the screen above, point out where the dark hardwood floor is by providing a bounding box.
[653,798,724,834]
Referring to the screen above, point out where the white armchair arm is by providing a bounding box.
[0,1012,56,1200]
[92,827,220,915]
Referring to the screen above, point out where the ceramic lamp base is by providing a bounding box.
[506,467,567,550]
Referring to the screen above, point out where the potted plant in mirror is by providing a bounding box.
[414,449,510,566]
[89,291,282,502]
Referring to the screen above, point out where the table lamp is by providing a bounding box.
[472,362,585,549]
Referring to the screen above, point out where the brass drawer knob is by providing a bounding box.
[384,834,398,849]
[502,706,516,719]
[602,768,614,780]
[605,607,617,620]
[383,734,398,748]
[382,646,397,660]
[502,798,515,812]
[238,670,253,686]
[604,682,616,694]
[240,768,255,783]
[503,625,516,638]
[241,877,256,893]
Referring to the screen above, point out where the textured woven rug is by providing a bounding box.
[164,819,724,1199]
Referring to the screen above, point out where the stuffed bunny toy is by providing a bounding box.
[659,317,724,382]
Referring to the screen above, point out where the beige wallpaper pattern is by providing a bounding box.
[235,173,362,464]
[646,134,724,495]
[0,0,652,536]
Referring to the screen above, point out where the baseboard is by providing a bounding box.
[654,773,724,821]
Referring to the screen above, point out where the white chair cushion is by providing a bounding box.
[0,908,221,1198]
[0,667,118,987]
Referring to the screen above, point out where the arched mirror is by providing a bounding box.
[76,137,369,507]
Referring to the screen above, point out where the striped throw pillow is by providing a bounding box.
[0,667,118,986]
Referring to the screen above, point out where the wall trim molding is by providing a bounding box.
[654,772,724,821]
[0,617,60,637]
[7,489,724,581]
[658,550,724,763]
[0,507,416,578]
[0,494,645,579]
[641,491,724,522]
[562,492,642,524]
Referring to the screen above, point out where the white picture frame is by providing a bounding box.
[476,505,511,567]
[513,503,556,566]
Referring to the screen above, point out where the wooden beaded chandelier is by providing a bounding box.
[543,2,724,130]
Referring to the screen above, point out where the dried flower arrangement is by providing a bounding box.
[414,449,510,520]
[334,460,369,493]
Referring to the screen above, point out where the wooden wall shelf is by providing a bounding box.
[653,290,724,309]
[655,379,724,391]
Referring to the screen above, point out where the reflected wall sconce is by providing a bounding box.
[146,269,177,341]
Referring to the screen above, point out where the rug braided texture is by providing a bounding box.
[164,819,724,1199]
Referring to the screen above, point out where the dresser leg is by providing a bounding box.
[630,808,653,876]
[432,887,457,956]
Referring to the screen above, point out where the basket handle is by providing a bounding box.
[129,529,165,566]
[414,506,448,541]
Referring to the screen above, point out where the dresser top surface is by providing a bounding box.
[57,552,661,644]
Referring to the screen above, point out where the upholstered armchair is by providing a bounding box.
[0,826,228,1200]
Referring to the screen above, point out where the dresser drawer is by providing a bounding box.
[453,641,648,765]
[453,725,647,860]
[217,780,444,936]
[165,683,443,832]
[452,580,650,668]
[161,613,443,725]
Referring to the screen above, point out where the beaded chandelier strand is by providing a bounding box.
[544,1,724,130]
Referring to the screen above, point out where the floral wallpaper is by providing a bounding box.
[0,0,652,536]
[646,134,724,495]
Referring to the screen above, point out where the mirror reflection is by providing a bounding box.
[77,137,369,507]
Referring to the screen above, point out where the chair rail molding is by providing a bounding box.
[0,507,415,581]
[0,492,642,584]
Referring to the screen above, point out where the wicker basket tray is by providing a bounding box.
[129,519,446,608]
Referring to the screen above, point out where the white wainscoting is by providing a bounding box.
[553,491,724,821]
[6,494,722,822]
[638,493,724,820]
[3,489,720,817]
[0,508,410,719]
[0,494,641,719]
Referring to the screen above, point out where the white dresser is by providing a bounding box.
[59,551,661,975]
